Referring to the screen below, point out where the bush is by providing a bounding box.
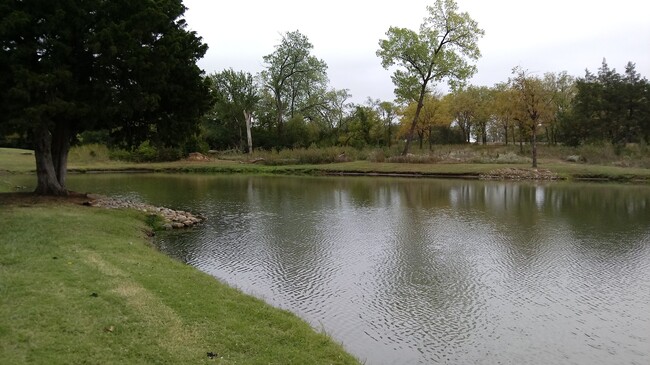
[109,141,182,162]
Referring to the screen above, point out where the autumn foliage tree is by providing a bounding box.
[399,94,449,150]
[510,67,553,168]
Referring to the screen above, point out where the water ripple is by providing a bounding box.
[112,175,650,365]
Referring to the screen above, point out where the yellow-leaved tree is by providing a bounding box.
[398,94,450,150]
[510,67,554,168]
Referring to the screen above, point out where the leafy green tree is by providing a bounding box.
[206,69,259,152]
[260,30,328,144]
[0,0,212,195]
[340,105,382,148]
[376,0,483,155]
[313,88,353,146]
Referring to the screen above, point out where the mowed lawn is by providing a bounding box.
[0,200,359,364]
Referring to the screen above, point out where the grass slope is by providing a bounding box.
[0,201,358,364]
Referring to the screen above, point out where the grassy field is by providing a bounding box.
[0,199,359,364]
[2,145,650,184]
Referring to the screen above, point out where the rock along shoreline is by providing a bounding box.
[86,194,204,229]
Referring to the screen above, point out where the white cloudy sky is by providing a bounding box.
[182,0,650,103]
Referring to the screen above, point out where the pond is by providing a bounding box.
[12,173,650,364]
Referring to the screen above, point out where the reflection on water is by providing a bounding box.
[16,173,650,364]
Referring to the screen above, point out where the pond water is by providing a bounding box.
[13,174,650,364]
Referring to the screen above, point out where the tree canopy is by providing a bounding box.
[0,0,212,195]
[260,30,328,145]
[377,0,483,155]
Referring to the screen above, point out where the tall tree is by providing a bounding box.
[510,67,553,168]
[260,30,328,143]
[376,0,483,155]
[0,0,212,195]
[207,69,259,152]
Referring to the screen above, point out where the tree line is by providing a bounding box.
[1,0,648,195]
[204,5,648,169]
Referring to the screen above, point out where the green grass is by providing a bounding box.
[0,148,36,173]
[0,202,359,364]
[2,145,650,183]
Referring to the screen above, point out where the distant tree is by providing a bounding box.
[399,94,449,150]
[377,100,399,148]
[470,86,493,145]
[0,0,212,195]
[376,0,483,155]
[446,88,479,143]
[619,62,649,144]
[563,60,649,146]
[206,69,259,152]
[260,31,328,144]
[543,71,575,145]
[510,67,553,168]
[341,104,382,148]
[492,83,518,145]
[311,88,352,146]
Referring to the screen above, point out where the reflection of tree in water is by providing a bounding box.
[356,180,496,363]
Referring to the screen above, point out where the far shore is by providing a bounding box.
[2,147,650,189]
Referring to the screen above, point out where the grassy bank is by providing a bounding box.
[0,198,359,364]
[2,146,650,184]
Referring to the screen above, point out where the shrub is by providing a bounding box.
[109,141,182,162]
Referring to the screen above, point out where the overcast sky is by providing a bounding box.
[182,0,650,103]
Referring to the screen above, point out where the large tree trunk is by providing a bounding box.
[33,125,68,196]
[51,122,71,188]
[402,87,427,156]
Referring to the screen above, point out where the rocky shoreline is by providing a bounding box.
[86,194,204,229]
